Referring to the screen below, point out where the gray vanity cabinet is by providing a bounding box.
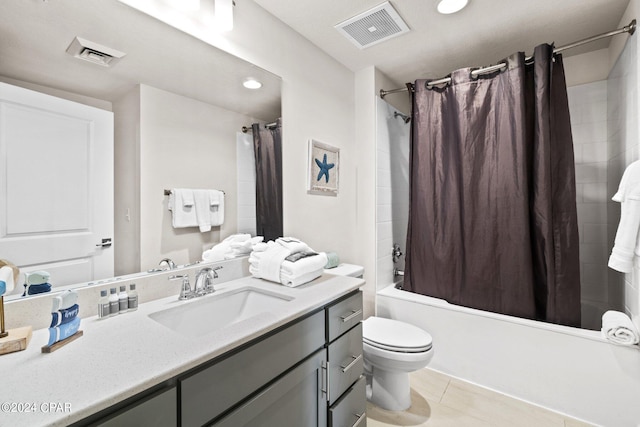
[79,289,365,427]
[93,386,177,427]
[213,349,328,427]
[326,291,366,427]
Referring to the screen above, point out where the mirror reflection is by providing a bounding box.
[0,0,281,300]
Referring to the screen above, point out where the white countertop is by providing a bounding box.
[0,274,363,427]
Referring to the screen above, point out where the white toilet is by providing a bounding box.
[362,316,433,411]
[324,263,434,411]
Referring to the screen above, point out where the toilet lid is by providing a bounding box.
[363,317,432,353]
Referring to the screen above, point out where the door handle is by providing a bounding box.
[96,238,112,248]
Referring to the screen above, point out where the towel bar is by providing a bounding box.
[164,189,225,196]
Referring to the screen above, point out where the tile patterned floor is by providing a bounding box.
[365,368,595,427]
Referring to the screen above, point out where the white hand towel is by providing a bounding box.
[601,310,640,345]
[609,160,640,273]
[193,189,212,232]
[168,189,198,228]
[209,190,225,227]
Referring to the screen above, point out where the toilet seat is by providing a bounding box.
[362,317,432,353]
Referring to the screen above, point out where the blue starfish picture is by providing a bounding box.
[315,153,335,183]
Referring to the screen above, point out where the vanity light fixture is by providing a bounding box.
[165,0,200,12]
[437,0,469,14]
[215,0,233,32]
[243,78,262,89]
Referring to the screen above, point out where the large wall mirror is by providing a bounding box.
[0,0,282,300]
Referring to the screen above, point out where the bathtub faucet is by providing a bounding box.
[393,268,405,277]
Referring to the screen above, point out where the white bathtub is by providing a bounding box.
[376,285,640,427]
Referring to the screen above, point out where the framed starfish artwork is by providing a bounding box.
[307,139,339,196]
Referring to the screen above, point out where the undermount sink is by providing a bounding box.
[149,286,294,337]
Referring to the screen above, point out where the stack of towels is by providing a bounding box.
[601,310,640,346]
[47,290,81,347]
[202,234,264,262]
[168,188,225,232]
[249,237,328,287]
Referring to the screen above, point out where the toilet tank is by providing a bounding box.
[324,263,364,278]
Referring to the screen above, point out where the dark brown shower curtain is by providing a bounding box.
[252,119,283,242]
[404,44,581,327]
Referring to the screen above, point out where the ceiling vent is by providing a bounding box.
[335,1,410,49]
[65,37,126,67]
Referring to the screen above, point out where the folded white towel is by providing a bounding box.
[281,252,328,277]
[280,267,324,287]
[609,160,640,273]
[0,266,15,295]
[601,310,640,346]
[209,190,225,227]
[168,189,198,228]
[203,234,263,261]
[193,189,212,232]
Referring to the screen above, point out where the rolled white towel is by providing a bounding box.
[601,310,640,346]
[276,237,310,254]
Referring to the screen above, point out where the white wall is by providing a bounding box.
[375,97,410,292]
[567,81,612,329]
[607,33,640,328]
[236,131,257,236]
[114,84,259,272]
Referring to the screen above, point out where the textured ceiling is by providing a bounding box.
[254,0,631,87]
[0,0,281,121]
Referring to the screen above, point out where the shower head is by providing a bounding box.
[394,111,411,123]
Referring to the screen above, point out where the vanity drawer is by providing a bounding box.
[180,310,325,427]
[327,291,363,342]
[328,322,363,405]
[329,376,366,427]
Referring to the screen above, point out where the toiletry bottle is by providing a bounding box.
[128,284,138,311]
[98,289,110,318]
[119,285,128,312]
[109,287,119,315]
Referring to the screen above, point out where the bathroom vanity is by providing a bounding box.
[0,273,364,427]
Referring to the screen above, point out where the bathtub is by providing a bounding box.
[376,285,640,427]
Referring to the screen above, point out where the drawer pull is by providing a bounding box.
[340,309,363,323]
[352,412,366,427]
[341,354,363,373]
[321,360,330,401]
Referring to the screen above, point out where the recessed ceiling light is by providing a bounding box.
[437,0,468,14]
[243,78,262,89]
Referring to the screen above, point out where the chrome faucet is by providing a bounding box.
[393,268,405,277]
[159,258,177,270]
[194,266,223,296]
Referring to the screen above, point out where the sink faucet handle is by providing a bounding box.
[169,274,193,300]
[211,265,223,279]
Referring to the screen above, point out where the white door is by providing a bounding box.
[0,82,113,294]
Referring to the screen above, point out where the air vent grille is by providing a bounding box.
[65,37,126,67]
[335,2,409,49]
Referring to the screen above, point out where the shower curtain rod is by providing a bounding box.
[380,19,636,98]
[241,121,278,133]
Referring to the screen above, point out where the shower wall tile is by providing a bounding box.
[607,33,639,327]
[569,79,609,329]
